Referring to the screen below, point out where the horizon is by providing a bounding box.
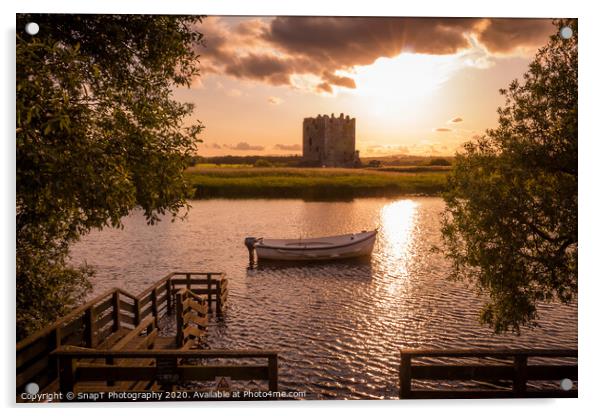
[174,16,556,157]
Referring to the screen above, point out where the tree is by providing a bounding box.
[440,19,577,333]
[16,14,205,339]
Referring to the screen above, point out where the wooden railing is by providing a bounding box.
[399,348,578,399]
[175,289,209,349]
[16,272,227,396]
[53,346,279,398]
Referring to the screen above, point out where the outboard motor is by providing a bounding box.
[244,237,258,266]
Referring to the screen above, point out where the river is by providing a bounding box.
[69,197,577,399]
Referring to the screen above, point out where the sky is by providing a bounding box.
[173,16,556,157]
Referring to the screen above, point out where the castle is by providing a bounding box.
[302,113,360,167]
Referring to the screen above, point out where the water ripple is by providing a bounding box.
[70,197,577,399]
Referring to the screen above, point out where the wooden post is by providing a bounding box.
[166,281,173,316]
[112,291,121,331]
[399,353,412,399]
[50,327,62,382]
[58,356,76,398]
[268,354,278,392]
[513,355,527,396]
[186,273,191,289]
[106,356,115,386]
[175,290,184,348]
[151,288,159,328]
[207,274,213,313]
[134,298,141,325]
[84,308,96,348]
[216,280,222,315]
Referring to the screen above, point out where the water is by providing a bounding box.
[70,197,577,399]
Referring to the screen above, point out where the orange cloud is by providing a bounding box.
[194,17,556,93]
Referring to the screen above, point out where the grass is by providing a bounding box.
[185,165,449,200]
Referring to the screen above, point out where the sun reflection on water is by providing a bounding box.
[376,200,419,292]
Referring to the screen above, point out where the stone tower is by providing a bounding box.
[302,113,360,167]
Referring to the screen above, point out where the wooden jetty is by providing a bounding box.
[399,348,578,399]
[16,271,278,401]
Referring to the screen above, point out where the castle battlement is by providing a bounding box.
[302,113,360,167]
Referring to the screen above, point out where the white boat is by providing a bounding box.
[245,230,378,261]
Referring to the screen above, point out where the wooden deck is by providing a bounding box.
[399,348,578,399]
[16,271,278,401]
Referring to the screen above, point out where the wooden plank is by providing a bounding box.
[60,316,86,341]
[17,289,120,351]
[186,290,209,303]
[526,365,578,380]
[17,336,51,369]
[183,325,203,339]
[76,365,157,382]
[268,355,278,391]
[111,316,156,351]
[16,355,49,388]
[120,301,136,315]
[113,291,121,331]
[179,365,269,381]
[187,314,208,328]
[95,328,130,350]
[153,337,177,350]
[404,389,577,400]
[138,293,152,308]
[96,312,114,330]
[53,348,279,359]
[400,349,577,358]
[187,301,207,315]
[400,354,412,399]
[94,297,113,316]
[169,278,220,286]
[155,283,168,296]
[181,338,196,351]
[61,329,85,347]
[96,325,115,345]
[156,293,168,311]
[411,364,513,381]
[120,313,136,327]
[139,305,152,320]
[84,308,96,348]
[513,355,527,395]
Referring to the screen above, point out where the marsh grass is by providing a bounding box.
[185,166,448,199]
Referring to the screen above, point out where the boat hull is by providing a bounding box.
[255,230,377,261]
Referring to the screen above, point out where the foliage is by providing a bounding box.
[428,158,452,166]
[16,14,204,339]
[440,19,577,333]
[253,159,274,168]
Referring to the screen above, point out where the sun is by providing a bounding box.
[339,53,462,117]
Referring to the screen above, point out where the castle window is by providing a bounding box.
[309,137,313,146]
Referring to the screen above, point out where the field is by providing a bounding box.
[185,165,450,199]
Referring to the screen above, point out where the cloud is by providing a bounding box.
[435,128,452,132]
[226,142,265,151]
[195,17,555,93]
[267,96,283,105]
[274,143,301,151]
[448,116,463,124]
[476,19,556,54]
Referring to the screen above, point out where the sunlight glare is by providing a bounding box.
[378,199,419,281]
[342,53,462,116]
